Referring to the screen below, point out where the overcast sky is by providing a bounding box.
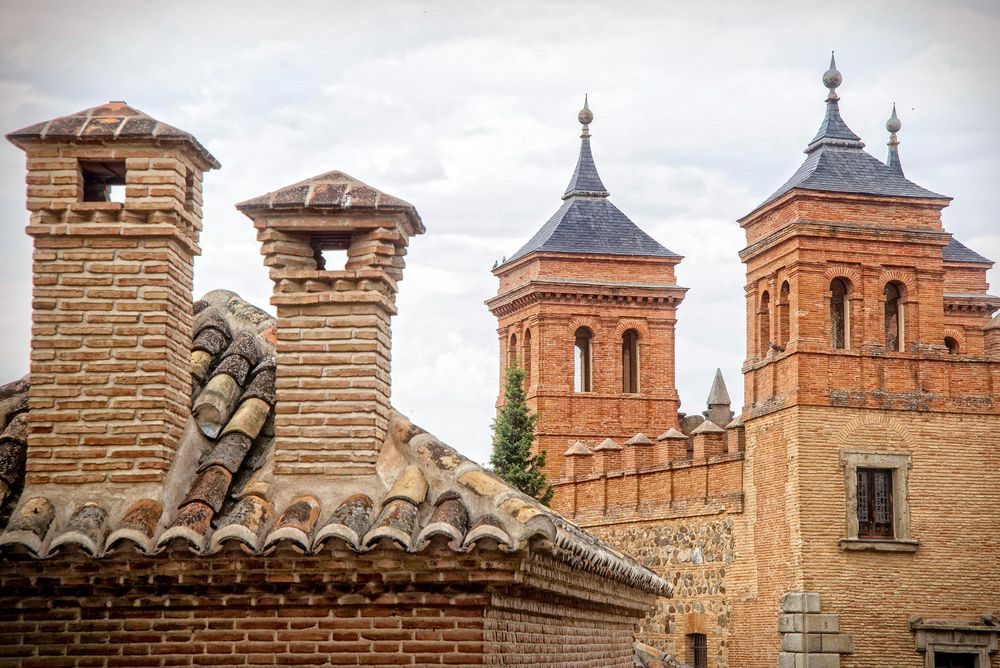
[1,1,998,465]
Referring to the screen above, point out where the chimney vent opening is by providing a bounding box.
[310,233,352,271]
[80,159,127,202]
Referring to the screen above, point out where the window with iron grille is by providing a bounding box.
[687,633,708,668]
[857,468,893,538]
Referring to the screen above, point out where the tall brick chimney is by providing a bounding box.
[6,102,219,486]
[237,171,423,476]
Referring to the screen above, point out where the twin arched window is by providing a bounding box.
[572,326,642,393]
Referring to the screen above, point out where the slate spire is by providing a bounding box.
[706,368,731,407]
[563,95,610,199]
[886,103,903,175]
[807,52,864,153]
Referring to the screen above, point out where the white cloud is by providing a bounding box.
[0,0,998,465]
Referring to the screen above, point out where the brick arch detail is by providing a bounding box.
[568,316,601,336]
[823,266,863,292]
[835,413,914,449]
[943,327,966,349]
[614,318,650,339]
[878,269,916,298]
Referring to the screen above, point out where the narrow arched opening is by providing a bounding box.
[621,329,640,394]
[830,278,852,350]
[523,329,532,384]
[944,336,959,355]
[884,282,905,352]
[758,291,771,356]
[777,281,790,349]
[508,333,518,368]
[574,327,593,392]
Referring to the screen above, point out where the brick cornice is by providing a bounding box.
[486,278,686,317]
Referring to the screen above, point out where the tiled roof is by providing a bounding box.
[944,237,992,264]
[502,122,677,266]
[5,101,220,169]
[752,97,947,213]
[0,292,669,598]
[235,170,424,233]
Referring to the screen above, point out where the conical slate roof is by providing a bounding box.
[503,100,678,266]
[751,58,947,213]
[706,368,731,406]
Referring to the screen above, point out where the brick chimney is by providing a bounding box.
[237,171,423,476]
[6,102,219,486]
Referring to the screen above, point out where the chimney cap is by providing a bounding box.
[5,100,220,170]
[236,170,424,235]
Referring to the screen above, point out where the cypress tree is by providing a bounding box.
[489,364,553,505]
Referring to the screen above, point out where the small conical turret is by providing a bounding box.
[563,95,609,199]
[807,52,864,153]
[703,368,734,428]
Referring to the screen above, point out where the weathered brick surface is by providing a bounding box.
[18,142,210,485]
[0,542,650,667]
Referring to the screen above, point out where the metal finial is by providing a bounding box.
[577,95,593,138]
[822,51,842,101]
[886,103,901,134]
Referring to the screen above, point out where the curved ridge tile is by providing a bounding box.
[0,496,55,556]
[385,465,428,505]
[214,354,251,386]
[193,374,242,438]
[264,496,320,552]
[182,466,232,513]
[212,494,273,553]
[157,501,213,553]
[201,432,253,474]
[415,493,469,550]
[226,331,262,368]
[219,398,270,440]
[363,498,419,550]
[0,413,29,486]
[106,499,162,554]
[48,502,107,556]
[462,514,514,551]
[314,494,373,549]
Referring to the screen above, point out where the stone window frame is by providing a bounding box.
[838,450,919,553]
[911,617,999,668]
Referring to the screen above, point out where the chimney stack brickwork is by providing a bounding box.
[7,103,217,486]
[238,173,423,476]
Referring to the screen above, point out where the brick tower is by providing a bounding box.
[487,98,687,481]
[732,56,1000,666]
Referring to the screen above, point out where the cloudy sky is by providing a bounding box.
[1,1,998,465]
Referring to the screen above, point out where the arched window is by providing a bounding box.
[884,282,905,352]
[574,327,592,392]
[523,329,532,383]
[777,281,790,349]
[944,337,959,355]
[830,278,851,349]
[621,329,639,394]
[758,291,771,356]
[507,333,517,369]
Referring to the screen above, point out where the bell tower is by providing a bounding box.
[487,98,687,479]
[732,56,1000,666]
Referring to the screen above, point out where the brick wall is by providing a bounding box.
[0,541,651,667]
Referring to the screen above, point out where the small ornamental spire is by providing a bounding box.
[886,103,904,175]
[806,52,863,152]
[578,94,593,138]
[563,95,609,198]
[823,51,842,102]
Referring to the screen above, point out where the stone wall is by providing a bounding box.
[589,518,738,668]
